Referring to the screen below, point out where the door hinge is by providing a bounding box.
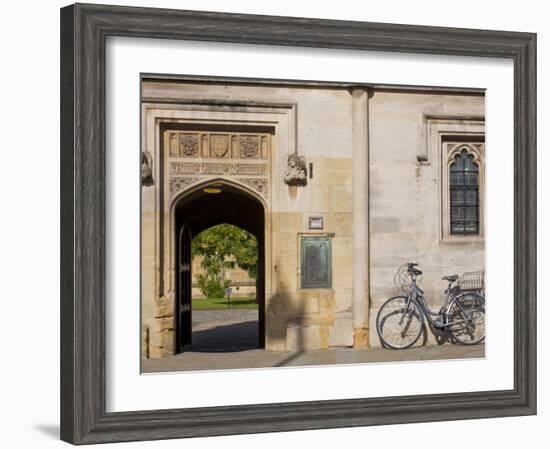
[180,303,191,313]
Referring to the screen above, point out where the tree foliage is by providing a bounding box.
[192,224,258,298]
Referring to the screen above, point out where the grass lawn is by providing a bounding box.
[192,296,258,310]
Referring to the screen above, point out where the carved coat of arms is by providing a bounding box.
[210,135,230,158]
[240,135,260,158]
[180,134,199,157]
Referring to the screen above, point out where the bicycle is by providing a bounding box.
[376,263,485,349]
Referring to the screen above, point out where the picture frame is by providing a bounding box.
[60,3,536,445]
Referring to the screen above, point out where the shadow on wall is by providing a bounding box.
[266,278,305,354]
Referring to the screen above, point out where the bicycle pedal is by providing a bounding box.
[434,319,444,328]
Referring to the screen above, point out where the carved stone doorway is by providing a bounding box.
[174,181,266,353]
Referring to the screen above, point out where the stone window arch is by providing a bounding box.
[441,141,485,241]
[449,147,481,235]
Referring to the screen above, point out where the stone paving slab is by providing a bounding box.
[141,343,485,373]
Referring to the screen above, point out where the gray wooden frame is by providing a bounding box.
[60,3,536,445]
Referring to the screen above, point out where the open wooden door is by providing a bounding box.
[177,224,192,352]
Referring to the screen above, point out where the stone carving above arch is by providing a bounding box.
[179,134,199,157]
[236,177,268,199]
[170,162,266,176]
[210,134,230,158]
[166,128,272,201]
[239,135,260,158]
[169,176,201,196]
[168,130,270,161]
[169,175,269,201]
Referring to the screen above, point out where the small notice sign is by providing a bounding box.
[308,216,324,230]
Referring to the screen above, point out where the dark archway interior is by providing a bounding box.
[174,182,265,353]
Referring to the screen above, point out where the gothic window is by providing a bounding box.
[449,149,480,235]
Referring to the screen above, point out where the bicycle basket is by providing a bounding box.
[459,271,484,292]
[394,264,413,292]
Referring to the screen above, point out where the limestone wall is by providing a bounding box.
[368,91,485,346]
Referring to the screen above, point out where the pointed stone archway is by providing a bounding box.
[173,180,266,353]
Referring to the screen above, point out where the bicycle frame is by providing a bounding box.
[404,277,457,328]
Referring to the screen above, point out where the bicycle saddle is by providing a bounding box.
[442,274,459,282]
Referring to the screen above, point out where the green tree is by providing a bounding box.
[192,224,258,298]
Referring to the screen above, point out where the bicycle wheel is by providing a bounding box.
[376,296,423,349]
[446,293,485,345]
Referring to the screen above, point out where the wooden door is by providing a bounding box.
[177,224,192,352]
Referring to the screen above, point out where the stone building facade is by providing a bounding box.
[141,77,485,358]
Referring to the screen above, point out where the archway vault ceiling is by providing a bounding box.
[174,186,264,238]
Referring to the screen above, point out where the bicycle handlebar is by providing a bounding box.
[406,263,422,276]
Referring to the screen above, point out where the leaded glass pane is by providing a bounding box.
[450,190,463,205]
[450,148,480,235]
[465,190,478,205]
[450,172,463,185]
[465,172,478,186]
[465,207,478,221]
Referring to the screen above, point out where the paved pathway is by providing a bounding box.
[142,343,485,373]
[191,309,259,352]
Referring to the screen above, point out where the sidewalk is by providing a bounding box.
[142,343,484,373]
